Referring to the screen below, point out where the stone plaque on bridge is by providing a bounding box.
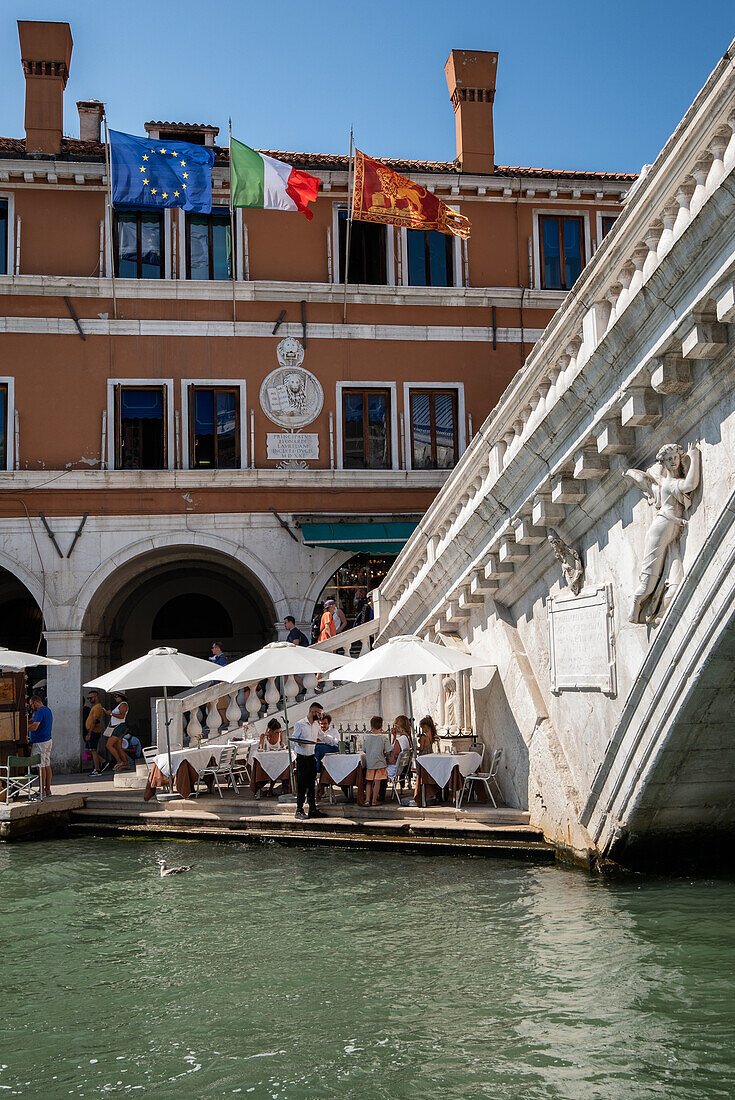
[266,433,319,461]
[548,584,616,695]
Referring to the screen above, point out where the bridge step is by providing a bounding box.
[69,792,552,859]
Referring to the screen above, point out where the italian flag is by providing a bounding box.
[230,137,320,220]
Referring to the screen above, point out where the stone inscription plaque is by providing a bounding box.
[548,584,616,695]
[266,433,319,461]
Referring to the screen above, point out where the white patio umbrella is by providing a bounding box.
[85,647,219,800]
[199,641,354,790]
[0,646,68,671]
[327,634,488,681]
[326,633,490,727]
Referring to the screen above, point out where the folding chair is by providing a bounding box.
[386,748,412,804]
[457,748,503,809]
[1,755,42,803]
[195,745,240,798]
[142,746,158,773]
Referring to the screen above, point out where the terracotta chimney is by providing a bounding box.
[18,20,73,154]
[77,100,104,142]
[445,50,498,174]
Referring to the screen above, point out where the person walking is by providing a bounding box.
[284,616,309,646]
[318,602,337,642]
[28,694,53,797]
[291,702,325,820]
[85,690,108,776]
[209,642,228,666]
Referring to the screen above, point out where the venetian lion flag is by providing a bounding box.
[352,150,471,239]
[230,138,320,220]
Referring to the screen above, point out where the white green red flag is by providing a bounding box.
[230,137,320,220]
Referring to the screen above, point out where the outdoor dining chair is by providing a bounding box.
[456,747,503,809]
[387,748,413,804]
[195,745,241,798]
[142,746,158,773]
[0,755,42,803]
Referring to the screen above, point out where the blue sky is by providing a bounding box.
[3,1,733,173]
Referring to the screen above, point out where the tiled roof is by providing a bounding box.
[0,136,638,181]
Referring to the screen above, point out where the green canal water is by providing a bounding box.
[1,838,734,1099]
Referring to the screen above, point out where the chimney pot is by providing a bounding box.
[445,49,498,174]
[77,100,104,142]
[18,20,73,155]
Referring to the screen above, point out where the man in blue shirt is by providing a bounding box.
[284,616,309,647]
[28,694,53,797]
[209,642,228,666]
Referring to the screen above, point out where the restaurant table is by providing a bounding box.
[144,744,231,801]
[414,751,482,806]
[318,751,365,805]
[250,749,292,796]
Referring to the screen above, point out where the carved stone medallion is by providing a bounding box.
[259,342,323,429]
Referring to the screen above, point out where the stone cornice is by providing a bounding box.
[0,468,450,492]
[0,274,565,311]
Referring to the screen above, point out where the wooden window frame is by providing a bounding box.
[406,229,454,287]
[341,387,392,470]
[185,211,233,280]
[539,214,585,290]
[409,388,459,470]
[114,384,168,470]
[113,210,165,279]
[0,200,8,277]
[188,385,241,469]
[0,383,7,469]
[600,214,617,239]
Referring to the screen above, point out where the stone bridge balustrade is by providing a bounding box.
[156,618,379,751]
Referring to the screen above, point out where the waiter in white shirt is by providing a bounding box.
[291,702,325,820]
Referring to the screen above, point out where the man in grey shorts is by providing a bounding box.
[28,694,53,797]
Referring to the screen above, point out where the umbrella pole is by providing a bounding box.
[282,688,297,797]
[157,685,180,802]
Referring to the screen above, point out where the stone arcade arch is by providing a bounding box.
[80,543,278,742]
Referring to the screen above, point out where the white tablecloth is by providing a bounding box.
[154,745,228,779]
[417,751,481,789]
[321,752,365,786]
[251,749,291,782]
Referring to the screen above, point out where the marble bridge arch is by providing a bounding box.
[371,39,735,866]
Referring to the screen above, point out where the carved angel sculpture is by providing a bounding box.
[624,442,700,624]
[443,674,458,732]
[547,529,584,595]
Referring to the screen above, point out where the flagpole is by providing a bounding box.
[342,126,354,325]
[228,118,237,332]
[102,110,118,321]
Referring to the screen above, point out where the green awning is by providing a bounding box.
[300,521,418,555]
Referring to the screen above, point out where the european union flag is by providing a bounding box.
[110,130,215,213]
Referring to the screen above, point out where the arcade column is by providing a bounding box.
[43,629,85,773]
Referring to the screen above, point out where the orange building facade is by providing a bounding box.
[0,21,635,766]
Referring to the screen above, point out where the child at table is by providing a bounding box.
[418,715,438,755]
[364,715,388,806]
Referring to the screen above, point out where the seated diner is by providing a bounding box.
[260,718,285,750]
[386,714,412,787]
[418,715,438,754]
[315,712,339,772]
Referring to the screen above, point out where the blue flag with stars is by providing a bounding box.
[110,130,214,212]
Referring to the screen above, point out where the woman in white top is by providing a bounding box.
[259,718,285,751]
[386,714,412,782]
[104,693,130,770]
